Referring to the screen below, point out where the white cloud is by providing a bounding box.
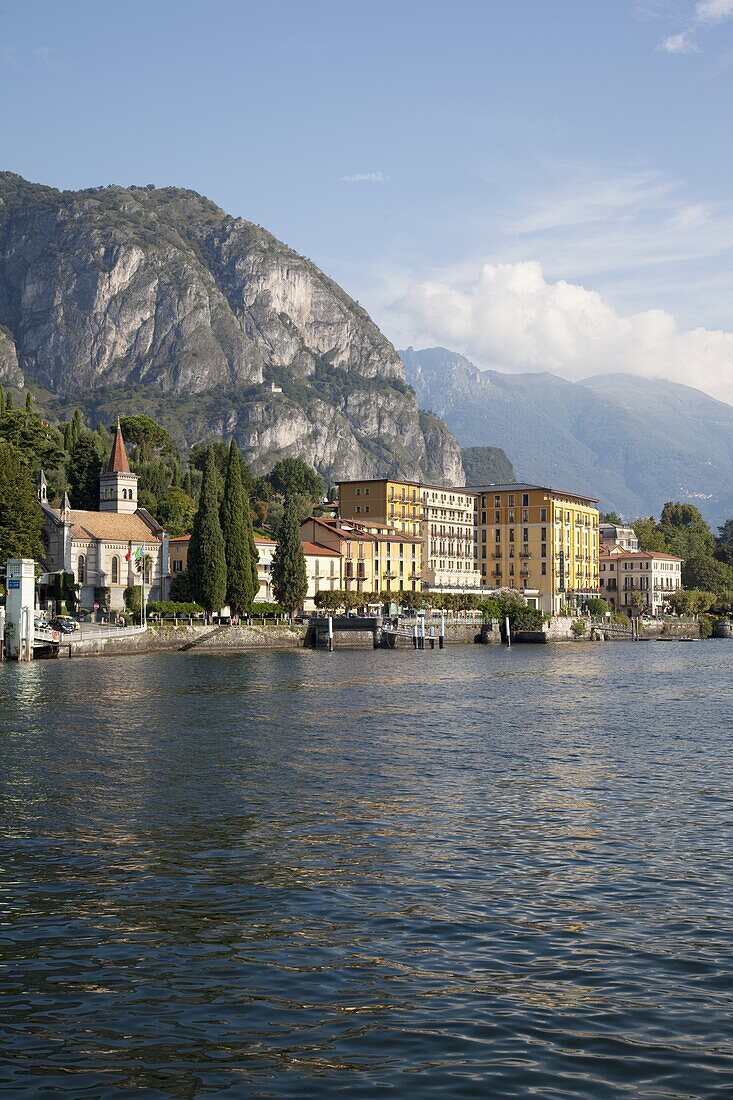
[696,0,733,23]
[660,30,699,51]
[394,261,733,404]
[658,0,733,51]
[340,172,389,183]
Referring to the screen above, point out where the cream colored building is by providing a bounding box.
[600,546,683,616]
[301,540,342,610]
[420,484,480,588]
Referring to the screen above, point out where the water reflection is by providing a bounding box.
[1,644,732,1096]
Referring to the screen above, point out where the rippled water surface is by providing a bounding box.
[1,643,732,1096]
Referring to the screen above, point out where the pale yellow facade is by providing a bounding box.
[300,517,422,595]
[474,484,600,615]
[337,479,421,538]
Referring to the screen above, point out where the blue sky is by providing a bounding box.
[3,0,733,399]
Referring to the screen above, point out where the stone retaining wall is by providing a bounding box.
[61,624,306,658]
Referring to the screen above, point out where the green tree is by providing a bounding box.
[170,571,193,602]
[269,457,324,504]
[658,502,715,559]
[584,596,609,617]
[156,488,196,536]
[0,442,44,563]
[67,434,107,510]
[632,517,669,553]
[220,440,255,617]
[669,589,716,617]
[601,511,622,524]
[681,554,733,597]
[715,519,733,566]
[112,414,171,450]
[0,408,66,473]
[188,448,227,616]
[271,499,308,619]
[313,589,344,613]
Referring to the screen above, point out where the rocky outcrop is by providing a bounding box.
[0,174,464,484]
[0,324,23,386]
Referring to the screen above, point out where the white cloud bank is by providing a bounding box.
[396,261,733,404]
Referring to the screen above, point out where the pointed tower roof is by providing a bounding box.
[61,491,71,515]
[107,420,131,474]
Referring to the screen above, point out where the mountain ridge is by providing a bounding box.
[401,346,733,526]
[0,173,463,485]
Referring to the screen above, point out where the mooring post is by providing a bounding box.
[328,615,334,651]
[413,624,418,649]
[439,614,445,649]
[505,615,511,647]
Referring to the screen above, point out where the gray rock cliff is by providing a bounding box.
[0,174,463,485]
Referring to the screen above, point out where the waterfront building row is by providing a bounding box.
[336,478,602,616]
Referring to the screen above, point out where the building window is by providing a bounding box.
[111,555,119,584]
[77,555,86,584]
[540,508,547,522]
[494,495,500,507]
[541,562,547,576]
[144,558,152,584]
[522,494,529,507]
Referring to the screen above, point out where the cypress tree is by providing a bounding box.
[188,447,227,617]
[0,442,44,563]
[272,498,308,619]
[25,391,33,413]
[220,440,254,617]
[247,508,259,599]
[5,391,13,411]
[70,408,83,447]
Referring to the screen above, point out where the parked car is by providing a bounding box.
[51,616,78,634]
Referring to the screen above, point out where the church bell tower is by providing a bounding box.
[99,421,138,514]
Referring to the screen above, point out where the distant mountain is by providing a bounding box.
[401,346,733,527]
[0,174,463,486]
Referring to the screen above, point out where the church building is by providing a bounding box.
[39,423,170,612]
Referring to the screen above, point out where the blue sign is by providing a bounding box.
[7,579,20,589]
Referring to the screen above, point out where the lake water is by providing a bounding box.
[1,642,732,1097]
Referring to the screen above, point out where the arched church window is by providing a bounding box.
[78,555,86,584]
[111,556,119,584]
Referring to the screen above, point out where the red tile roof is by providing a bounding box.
[301,540,341,556]
[49,508,160,544]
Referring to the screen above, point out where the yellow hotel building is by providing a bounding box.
[337,479,421,537]
[474,484,600,614]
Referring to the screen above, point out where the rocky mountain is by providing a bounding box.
[401,346,733,527]
[0,174,463,485]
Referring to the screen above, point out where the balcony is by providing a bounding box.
[491,550,502,559]
[519,550,531,559]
